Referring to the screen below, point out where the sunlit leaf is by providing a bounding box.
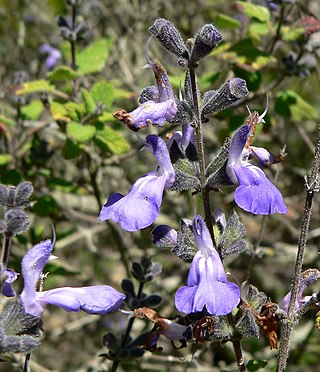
[65,102,85,121]
[275,90,317,121]
[16,80,55,95]
[47,65,80,81]
[50,101,71,122]
[91,81,114,111]
[215,13,241,29]
[0,154,12,166]
[21,100,43,120]
[94,126,130,154]
[221,39,276,69]
[236,1,270,23]
[81,88,96,113]
[282,26,305,41]
[77,38,112,75]
[67,122,96,143]
[0,115,15,126]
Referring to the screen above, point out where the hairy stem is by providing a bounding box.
[277,125,320,371]
[110,282,144,372]
[1,231,12,266]
[227,314,247,372]
[188,67,215,245]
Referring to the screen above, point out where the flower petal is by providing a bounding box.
[34,286,125,316]
[144,135,175,187]
[21,240,53,300]
[175,253,240,315]
[99,173,167,231]
[233,164,288,215]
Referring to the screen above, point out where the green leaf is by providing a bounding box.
[48,0,67,14]
[62,138,84,159]
[281,26,305,41]
[0,154,12,166]
[21,100,43,120]
[233,66,261,91]
[94,126,130,154]
[47,65,80,81]
[16,80,55,95]
[81,88,96,113]
[275,90,317,121]
[222,39,276,69]
[0,115,15,126]
[50,101,71,122]
[248,22,270,42]
[236,1,270,23]
[246,359,268,371]
[65,102,85,121]
[77,38,112,75]
[215,13,241,29]
[97,112,118,123]
[67,122,96,143]
[90,81,114,111]
[33,195,58,217]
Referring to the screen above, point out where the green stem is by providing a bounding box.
[277,125,320,371]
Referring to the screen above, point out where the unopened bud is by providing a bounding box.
[14,182,33,207]
[190,24,222,64]
[5,209,30,235]
[149,18,188,59]
[202,78,248,118]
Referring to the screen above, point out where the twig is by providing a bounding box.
[277,124,320,371]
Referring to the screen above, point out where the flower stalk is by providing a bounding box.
[277,125,320,371]
[188,66,215,246]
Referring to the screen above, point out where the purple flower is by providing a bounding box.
[113,59,177,131]
[279,269,320,312]
[2,268,18,297]
[226,113,288,215]
[175,216,240,315]
[99,135,175,231]
[20,240,125,317]
[40,44,62,70]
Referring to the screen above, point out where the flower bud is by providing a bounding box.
[149,18,188,59]
[0,186,9,206]
[5,209,30,235]
[202,78,249,118]
[190,24,222,64]
[14,182,33,207]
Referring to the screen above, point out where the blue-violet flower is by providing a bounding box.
[175,215,240,315]
[40,44,62,70]
[20,240,125,317]
[226,111,288,215]
[99,135,175,231]
[113,58,177,131]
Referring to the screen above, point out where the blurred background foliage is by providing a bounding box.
[0,0,320,370]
